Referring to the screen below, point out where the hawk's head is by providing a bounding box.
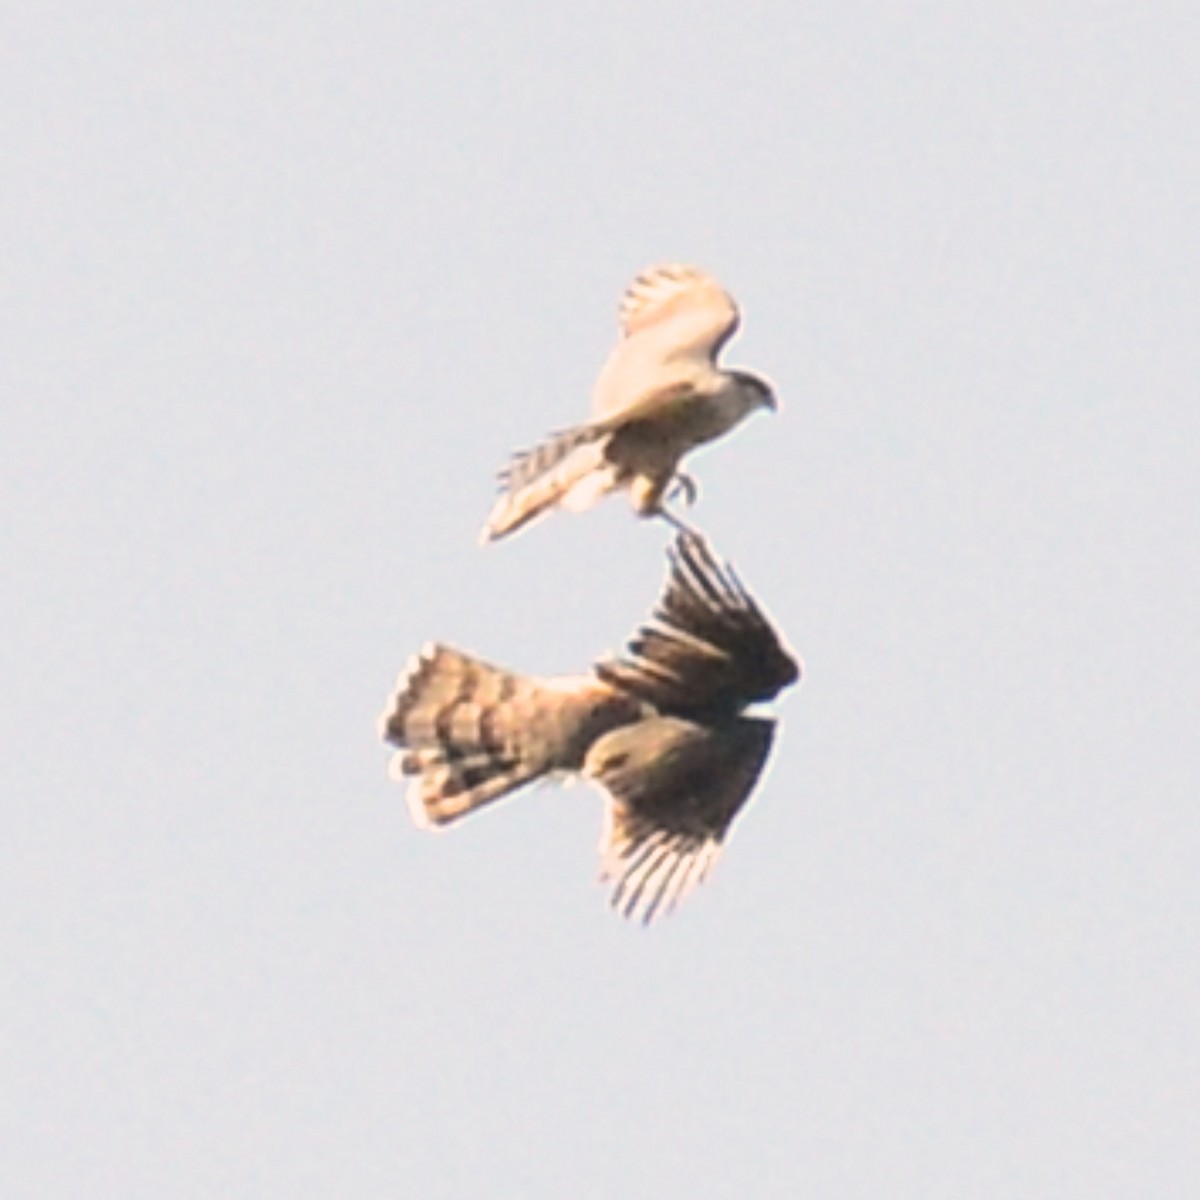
[729,369,778,413]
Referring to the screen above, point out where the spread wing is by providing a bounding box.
[594,531,800,718]
[618,264,740,359]
[587,715,776,923]
[591,264,740,421]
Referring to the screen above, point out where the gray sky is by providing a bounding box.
[4,4,1198,1196]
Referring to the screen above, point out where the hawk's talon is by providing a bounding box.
[666,472,698,508]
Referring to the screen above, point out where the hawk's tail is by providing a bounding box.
[378,645,546,827]
[480,424,617,543]
[379,644,627,830]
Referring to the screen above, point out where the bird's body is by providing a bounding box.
[481,265,776,543]
[379,532,799,922]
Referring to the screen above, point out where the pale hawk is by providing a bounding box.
[481,265,777,543]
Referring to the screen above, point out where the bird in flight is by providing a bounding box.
[481,265,777,543]
[378,531,800,923]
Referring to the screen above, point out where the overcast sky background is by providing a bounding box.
[4,4,1198,1196]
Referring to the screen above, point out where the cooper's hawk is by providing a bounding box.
[481,265,777,543]
[378,531,800,923]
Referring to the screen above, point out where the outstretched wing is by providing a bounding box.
[594,531,800,718]
[586,715,776,923]
[592,265,740,421]
[618,264,739,358]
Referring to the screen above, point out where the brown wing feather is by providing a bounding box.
[587,715,776,923]
[594,531,799,717]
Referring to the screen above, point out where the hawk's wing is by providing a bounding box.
[594,531,800,718]
[618,264,739,354]
[591,265,740,421]
[586,715,776,923]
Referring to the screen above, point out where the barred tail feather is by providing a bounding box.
[378,645,543,828]
[378,645,626,830]
[481,424,616,543]
[397,746,539,829]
